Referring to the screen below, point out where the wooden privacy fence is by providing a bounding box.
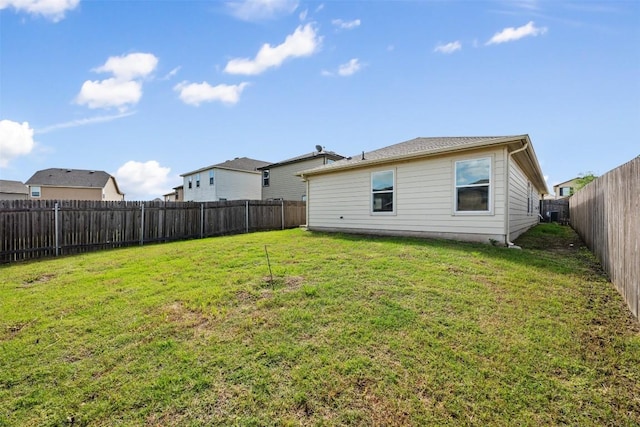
[0,199,306,263]
[570,156,639,321]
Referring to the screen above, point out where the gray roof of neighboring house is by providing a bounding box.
[0,179,28,194]
[181,157,271,176]
[257,151,345,170]
[25,168,118,190]
[298,135,548,193]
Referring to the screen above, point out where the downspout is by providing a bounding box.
[505,141,529,246]
[303,175,309,227]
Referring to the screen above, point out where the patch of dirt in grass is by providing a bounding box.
[261,275,305,291]
[163,301,212,335]
[18,274,55,288]
[2,318,38,340]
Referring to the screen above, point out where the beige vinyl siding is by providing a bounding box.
[307,148,508,243]
[262,157,328,200]
[216,169,262,200]
[508,158,541,240]
[39,186,103,201]
[103,178,125,201]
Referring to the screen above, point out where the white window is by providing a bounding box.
[209,170,214,185]
[262,170,270,187]
[371,170,395,213]
[196,173,200,188]
[560,187,572,197]
[188,177,193,189]
[30,186,41,198]
[455,157,491,213]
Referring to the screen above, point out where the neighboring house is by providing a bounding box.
[25,168,125,201]
[257,148,345,201]
[553,177,580,199]
[0,180,29,200]
[181,157,270,202]
[163,185,184,202]
[298,135,548,245]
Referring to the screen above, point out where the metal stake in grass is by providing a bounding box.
[264,245,274,284]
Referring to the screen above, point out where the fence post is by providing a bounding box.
[245,200,249,233]
[281,200,285,230]
[200,203,204,239]
[140,203,145,246]
[54,202,60,257]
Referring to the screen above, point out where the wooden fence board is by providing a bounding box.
[0,200,306,263]
[570,156,639,321]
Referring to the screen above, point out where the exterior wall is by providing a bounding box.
[183,168,218,201]
[183,168,261,201]
[36,186,103,201]
[0,192,28,200]
[262,157,329,200]
[217,169,262,200]
[508,157,541,241]
[103,178,125,201]
[306,147,509,243]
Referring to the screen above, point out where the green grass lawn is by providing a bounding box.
[1,224,639,426]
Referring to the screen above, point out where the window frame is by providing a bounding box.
[453,156,493,215]
[209,170,214,185]
[262,170,270,187]
[195,173,200,188]
[370,169,396,215]
[30,186,41,198]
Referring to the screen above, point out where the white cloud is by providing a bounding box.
[174,81,249,106]
[75,52,158,111]
[322,58,363,77]
[486,21,548,45]
[224,23,321,75]
[434,41,462,54]
[332,18,360,30]
[115,160,172,200]
[227,0,298,21]
[338,58,361,76]
[36,112,136,134]
[298,9,307,20]
[93,53,158,80]
[76,78,142,110]
[0,0,79,22]
[0,120,35,167]
[160,66,181,81]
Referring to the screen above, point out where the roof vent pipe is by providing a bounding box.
[361,151,365,160]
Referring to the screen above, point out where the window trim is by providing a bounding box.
[209,170,214,185]
[370,169,396,215]
[30,186,41,198]
[453,156,493,215]
[262,170,270,187]
[195,173,200,188]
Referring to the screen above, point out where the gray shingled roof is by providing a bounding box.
[181,157,271,176]
[25,168,114,188]
[257,151,345,170]
[0,179,28,194]
[299,136,522,175]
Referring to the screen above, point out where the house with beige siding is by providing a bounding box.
[298,135,548,245]
[181,157,270,202]
[0,180,29,200]
[553,177,580,199]
[257,149,344,201]
[25,168,124,201]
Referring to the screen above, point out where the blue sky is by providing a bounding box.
[1,0,638,200]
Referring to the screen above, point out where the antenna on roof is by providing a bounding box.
[315,145,323,153]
